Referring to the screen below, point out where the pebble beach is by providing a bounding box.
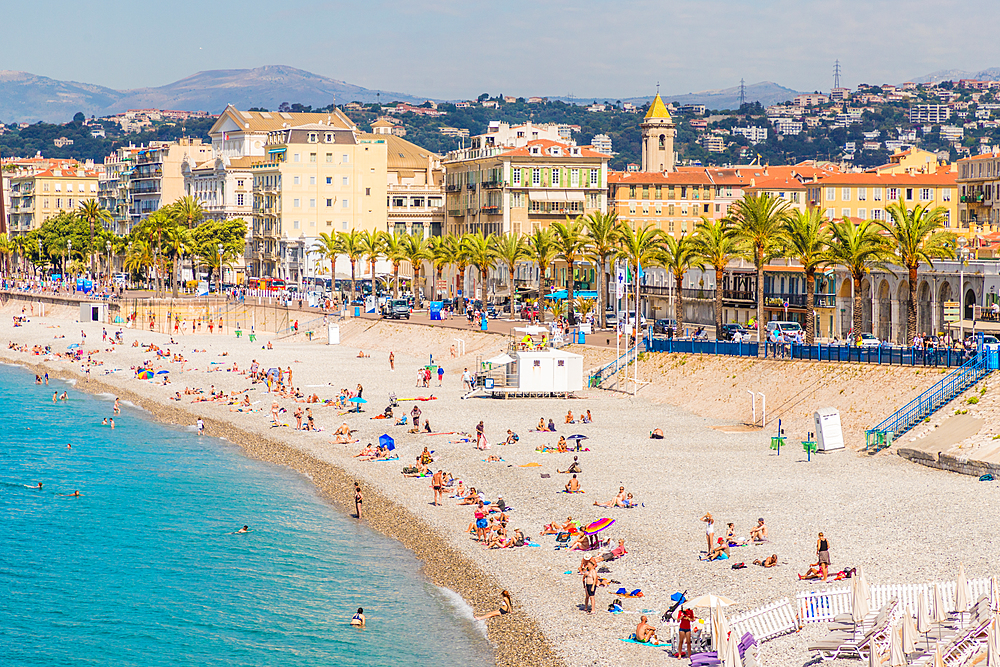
[3,299,998,667]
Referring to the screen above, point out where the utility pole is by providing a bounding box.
[833,60,842,90]
[739,79,746,108]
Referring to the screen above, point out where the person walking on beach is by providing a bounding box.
[410,405,421,432]
[197,418,204,435]
[582,561,597,613]
[701,512,715,554]
[354,482,363,519]
[389,351,394,371]
[462,367,473,391]
[432,469,444,506]
[816,532,831,581]
[437,365,444,386]
[676,605,694,658]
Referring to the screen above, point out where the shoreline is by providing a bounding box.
[2,354,562,667]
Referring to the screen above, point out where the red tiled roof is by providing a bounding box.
[500,139,607,159]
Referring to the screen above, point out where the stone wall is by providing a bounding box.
[897,447,1000,478]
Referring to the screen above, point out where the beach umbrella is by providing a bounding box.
[852,567,871,627]
[349,397,367,404]
[378,434,395,451]
[987,613,1000,667]
[889,621,906,666]
[137,369,153,379]
[902,605,918,655]
[581,518,614,535]
[918,591,932,650]
[722,612,743,667]
[991,577,999,613]
[867,644,884,667]
[932,644,944,667]
[932,583,948,624]
[955,563,971,619]
[156,370,169,374]
[689,594,737,609]
[711,600,731,652]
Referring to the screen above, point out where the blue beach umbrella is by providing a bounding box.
[379,434,395,451]
[348,397,367,404]
[67,343,80,349]
[156,370,170,375]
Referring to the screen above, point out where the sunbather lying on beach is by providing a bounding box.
[650,428,664,439]
[753,554,779,568]
[594,486,627,507]
[798,561,825,580]
[334,422,353,444]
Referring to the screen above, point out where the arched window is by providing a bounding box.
[658,134,665,148]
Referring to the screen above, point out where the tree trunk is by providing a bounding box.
[566,259,576,324]
[480,268,488,305]
[755,260,764,353]
[172,255,180,298]
[350,260,356,305]
[457,266,466,314]
[538,264,547,322]
[714,267,724,339]
[853,275,864,343]
[509,264,516,319]
[89,218,95,276]
[674,273,684,331]
[413,264,421,309]
[907,266,918,345]
[600,256,608,329]
[394,264,400,298]
[805,269,816,345]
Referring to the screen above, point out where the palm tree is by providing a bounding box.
[659,233,702,329]
[551,217,590,323]
[493,232,529,317]
[526,228,557,319]
[452,234,472,313]
[78,199,111,275]
[782,208,832,345]
[359,230,385,299]
[825,218,893,340]
[134,209,174,296]
[202,244,239,293]
[730,193,790,344]
[583,210,621,329]
[124,239,155,284]
[11,234,26,276]
[0,233,11,277]
[429,234,455,302]
[615,222,663,332]
[462,231,498,306]
[311,232,340,297]
[162,223,192,298]
[171,196,205,230]
[336,229,366,305]
[400,233,431,308]
[574,296,596,323]
[879,203,955,344]
[383,232,407,297]
[693,217,740,339]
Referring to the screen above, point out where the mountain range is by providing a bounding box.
[908,67,1000,84]
[0,66,426,124]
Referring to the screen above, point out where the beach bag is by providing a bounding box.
[980,473,994,481]
[556,532,570,543]
[402,466,417,474]
[731,562,746,570]
[609,599,623,612]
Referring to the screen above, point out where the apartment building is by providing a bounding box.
[384,135,445,239]
[909,105,951,124]
[442,134,608,237]
[98,146,143,234]
[249,125,387,282]
[608,170,728,239]
[732,126,769,144]
[806,171,958,227]
[129,138,212,225]
[956,152,1000,231]
[7,162,102,234]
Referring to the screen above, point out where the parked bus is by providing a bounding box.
[247,277,287,292]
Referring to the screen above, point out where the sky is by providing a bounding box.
[6,0,1000,99]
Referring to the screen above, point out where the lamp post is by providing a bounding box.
[106,240,111,281]
[37,239,41,279]
[958,237,969,341]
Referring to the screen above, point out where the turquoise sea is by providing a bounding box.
[0,364,493,666]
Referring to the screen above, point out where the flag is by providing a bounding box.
[615,265,626,299]
[637,262,645,280]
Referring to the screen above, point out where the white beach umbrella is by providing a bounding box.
[988,613,1000,667]
[917,592,932,650]
[932,583,949,624]
[932,643,945,667]
[722,618,743,667]
[955,563,971,616]
[991,576,999,613]
[902,605,918,655]
[711,602,733,652]
[852,569,871,625]
[690,594,737,609]
[889,621,907,667]
[867,644,884,667]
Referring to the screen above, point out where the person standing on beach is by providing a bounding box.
[354,482,363,519]
[389,351,394,371]
[410,405,421,432]
[431,469,444,506]
[816,532,831,581]
[293,407,303,430]
[462,368,473,391]
[582,561,597,613]
[437,366,444,386]
[197,418,204,435]
[701,513,715,554]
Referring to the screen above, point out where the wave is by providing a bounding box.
[435,585,488,638]
[65,379,77,386]
[0,361,28,370]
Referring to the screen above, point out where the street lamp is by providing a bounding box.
[957,238,969,337]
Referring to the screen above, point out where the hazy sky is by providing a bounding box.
[8,0,1000,98]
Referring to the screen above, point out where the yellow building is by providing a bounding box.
[806,170,958,228]
[956,151,1000,233]
[870,147,950,175]
[250,124,387,281]
[7,161,102,234]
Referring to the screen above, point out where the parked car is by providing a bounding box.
[981,335,1000,352]
[381,298,411,319]
[765,321,803,337]
[857,333,881,348]
[720,323,746,341]
[653,318,678,335]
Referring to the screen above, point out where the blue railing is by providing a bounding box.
[588,346,638,387]
[865,351,994,451]
[765,343,971,368]
[646,338,760,357]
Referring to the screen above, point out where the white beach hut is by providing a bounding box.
[514,349,584,393]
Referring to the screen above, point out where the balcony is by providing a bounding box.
[481,205,501,214]
[466,183,477,191]
[961,194,986,203]
[481,179,504,189]
[445,184,462,193]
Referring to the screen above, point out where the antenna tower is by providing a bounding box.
[739,79,746,107]
[833,60,842,89]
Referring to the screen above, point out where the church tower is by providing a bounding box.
[641,93,676,173]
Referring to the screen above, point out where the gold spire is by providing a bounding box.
[644,93,671,121]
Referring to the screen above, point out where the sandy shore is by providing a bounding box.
[3,300,998,667]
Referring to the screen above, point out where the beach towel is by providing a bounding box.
[619,636,664,648]
[518,462,541,467]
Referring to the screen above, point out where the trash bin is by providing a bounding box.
[577,330,586,344]
[354,306,360,317]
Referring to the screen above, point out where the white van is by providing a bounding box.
[766,321,802,337]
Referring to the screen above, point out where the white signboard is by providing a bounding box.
[327,323,341,345]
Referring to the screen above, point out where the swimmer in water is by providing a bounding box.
[52,392,58,403]
[59,490,80,497]
[234,525,249,534]
[102,418,108,425]
[60,392,68,401]
[114,398,120,415]
[109,418,115,430]
[67,444,72,449]
[26,482,42,490]
[351,607,365,627]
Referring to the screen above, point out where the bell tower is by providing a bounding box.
[641,93,676,173]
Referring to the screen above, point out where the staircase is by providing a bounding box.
[587,346,638,389]
[866,352,993,453]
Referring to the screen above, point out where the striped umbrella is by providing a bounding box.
[581,518,614,534]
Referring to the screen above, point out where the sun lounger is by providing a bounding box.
[689,632,758,666]
[808,598,898,661]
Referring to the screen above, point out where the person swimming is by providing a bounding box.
[351,607,365,627]
[59,490,80,497]
[25,482,42,490]
[234,525,250,534]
